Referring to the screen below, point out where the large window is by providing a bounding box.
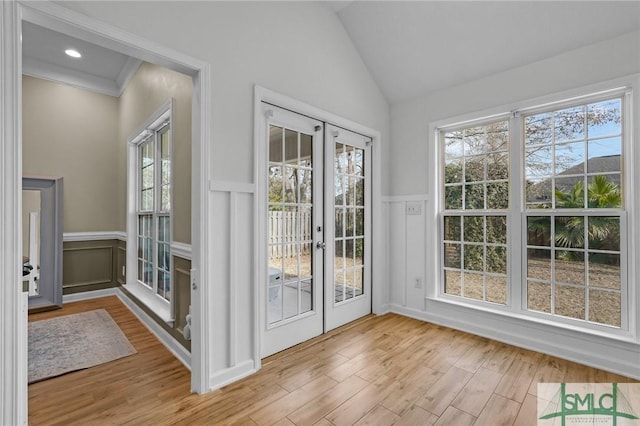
[439,92,627,330]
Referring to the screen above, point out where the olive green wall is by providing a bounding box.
[118,62,192,244]
[22,75,120,232]
[63,239,120,295]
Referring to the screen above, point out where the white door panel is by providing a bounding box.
[261,104,324,357]
[324,125,372,331]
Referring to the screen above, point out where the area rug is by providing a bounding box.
[28,309,136,384]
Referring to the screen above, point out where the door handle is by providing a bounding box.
[316,241,326,250]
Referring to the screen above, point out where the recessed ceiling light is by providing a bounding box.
[65,49,82,59]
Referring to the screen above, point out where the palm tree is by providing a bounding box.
[554,175,620,254]
[587,175,621,208]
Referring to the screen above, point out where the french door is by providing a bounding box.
[324,125,372,331]
[261,105,371,357]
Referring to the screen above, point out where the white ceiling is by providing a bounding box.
[20,2,640,104]
[22,21,141,97]
[335,1,640,104]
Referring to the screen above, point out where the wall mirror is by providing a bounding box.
[22,176,63,312]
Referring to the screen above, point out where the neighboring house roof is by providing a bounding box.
[527,154,621,202]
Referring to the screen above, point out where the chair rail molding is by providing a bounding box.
[63,231,127,242]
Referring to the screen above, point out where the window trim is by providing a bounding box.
[126,99,175,324]
[428,76,637,339]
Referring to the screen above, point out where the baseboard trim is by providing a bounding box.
[209,360,256,391]
[63,287,118,303]
[389,303,640,380]
[373,303,391,316]
[115,289,191,370]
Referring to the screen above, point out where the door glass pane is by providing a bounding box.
[300,134,312,167]
[298,169,312,204]
[354,149,364,176]
[334,141,367,305]
[335,208,344,238]
[267,126,315,325]
[269,126,283,163]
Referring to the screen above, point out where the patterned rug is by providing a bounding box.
[28,309,137,384]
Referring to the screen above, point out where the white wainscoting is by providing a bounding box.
[209,181,258,389]
[384,194,640,379]
[383,195,428,312]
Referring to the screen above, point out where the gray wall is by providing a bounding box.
[22,75,120,232]
[118,62,192,244]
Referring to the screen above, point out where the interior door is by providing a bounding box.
[262,104,325,357]
[324,125,372,331]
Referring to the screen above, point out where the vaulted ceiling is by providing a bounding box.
[335,1,640,104]
[21,1,640,104]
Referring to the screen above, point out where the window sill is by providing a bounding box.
[427,295,637,346]
[123,282,174,326]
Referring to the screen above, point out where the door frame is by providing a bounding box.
[254,85,384,363]
[1,2,213,421]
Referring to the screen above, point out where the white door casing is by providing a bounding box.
[0,1,28,424]
[1,6,213,422]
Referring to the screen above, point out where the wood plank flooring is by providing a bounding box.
[28,296,637,425]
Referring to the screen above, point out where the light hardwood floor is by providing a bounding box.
[28,296,636,425]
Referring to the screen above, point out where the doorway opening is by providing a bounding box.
[4,3,212,416]
[256,89,378,358]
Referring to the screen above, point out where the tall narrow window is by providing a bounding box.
[134,111,172,304]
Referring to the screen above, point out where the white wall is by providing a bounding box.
[390,30,639,196]
[60,1,390,191]
[56,1,390,389]
[387,30,640,378]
